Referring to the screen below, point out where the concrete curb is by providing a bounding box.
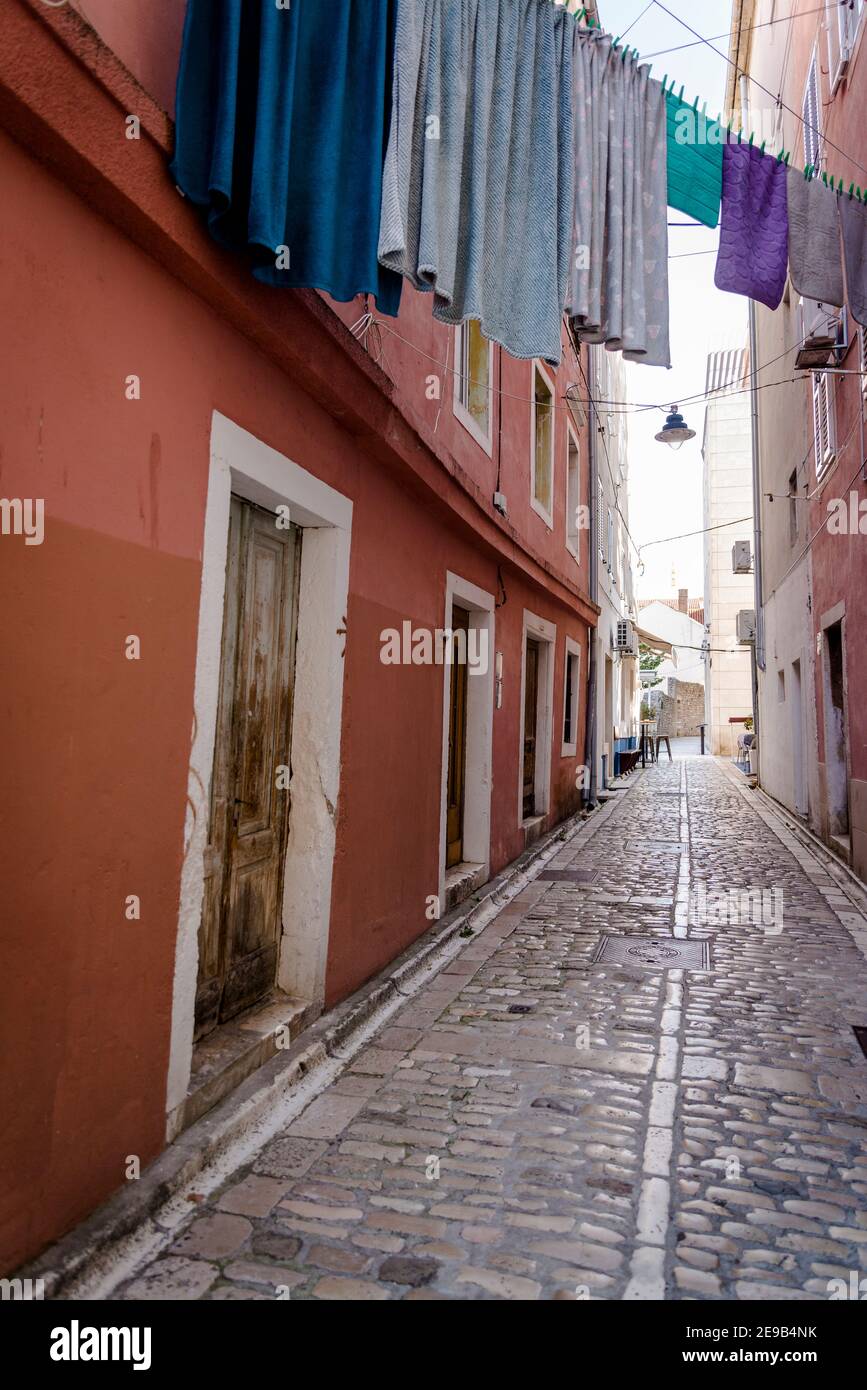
[21,790,629,1299]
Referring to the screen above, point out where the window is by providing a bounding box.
[454,322,493,452]
[531,362,554,523]
[788,468,799,545]
[778,669,786,703]
[802,51,820,168]
[812,370,837,477]
[607,509,614,573]
[566,427,582,561]
[597,477,605,561]
[860,326,867,403]
[562,640,582,755]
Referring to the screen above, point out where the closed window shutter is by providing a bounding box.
[812,371,836,475]
[802,54,820,167]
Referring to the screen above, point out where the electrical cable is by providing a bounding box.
[651,0,867,178]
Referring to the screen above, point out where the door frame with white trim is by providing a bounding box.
[519,610,556,823]
[167,412,352,1130]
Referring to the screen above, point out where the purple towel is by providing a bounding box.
[714,142,788,310]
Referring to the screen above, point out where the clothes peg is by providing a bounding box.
[776,147,784,163]
[693,94,699,110]
[760,140,766,154]
[612,36,620,50]
[737,127,742,144]
[678,84,685,101]
[822,170,828,186]
[804,163,812,180]
[848,181,855,198]
[784,153,790,165]
[661,74,668,90]
[748,131,754,146]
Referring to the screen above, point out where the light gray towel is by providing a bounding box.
[566,35,670,368]
[786,172,845,307]
[839,194,867,327]
[378,0,576,365]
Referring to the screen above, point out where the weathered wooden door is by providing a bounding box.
[523,638,540,819]
[446,607,470,868]
[196,496,301,1038]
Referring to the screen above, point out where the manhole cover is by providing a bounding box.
[592,936,710,970]
[538,869,599,883]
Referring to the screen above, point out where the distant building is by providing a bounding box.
[701,350,755,756]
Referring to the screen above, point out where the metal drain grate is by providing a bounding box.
[853,1026,867,1060]
[592,935,711,971]
[626,839,684,853]
[538,869,599,883]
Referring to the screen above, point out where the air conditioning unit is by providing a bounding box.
[615,618,636,655]
[732,540,752,574]
[795,297,840,370]
[736,609,756,644]
[828,1,855,94]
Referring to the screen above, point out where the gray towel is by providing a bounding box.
[839,194,867,327]
[378,0,576,365]
[786,172,845,307]
[566,35,670,368]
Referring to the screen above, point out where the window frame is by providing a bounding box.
[530,359,556,528]
[561,637,582,757]
[453,322,494,455]
[565,422,582,564]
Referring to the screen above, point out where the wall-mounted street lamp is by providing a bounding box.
[654,405,696,450]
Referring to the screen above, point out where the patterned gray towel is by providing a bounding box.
[787,171,844,307]
[567,34,670,368]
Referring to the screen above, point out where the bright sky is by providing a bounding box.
[602,0,749,601]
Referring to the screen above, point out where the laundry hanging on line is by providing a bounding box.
[787,168,845,308]
[568,32,670,368]
[169,0,672,366]
[839,194,867,328]
[379,1,670,368]
[378,0,578,366]
[170,0,403,316]
[715,140,789,311]
[665,89,723,230]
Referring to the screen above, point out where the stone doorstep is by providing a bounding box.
[169,994,317,1142]
[19,786,635,1298]
[444,861,487,914]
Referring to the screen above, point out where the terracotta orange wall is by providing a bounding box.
[0,104,590,1269]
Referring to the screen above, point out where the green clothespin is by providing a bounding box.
[776,147,784,163]
[678,84,685,101]
[661,73,668,90]
[612,36,620,50]
[848,181,855,198]
[693,94,699,110]
[804,163,812,180]
[784,153,790,165]
[748,131,754,146]
[822,170,828,186]
[737,127,742,144]
[760,140,766,154]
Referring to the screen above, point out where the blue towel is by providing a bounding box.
[379,0,576,364]
[170,0,402,316]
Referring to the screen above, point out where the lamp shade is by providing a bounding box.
[655,406,696,450]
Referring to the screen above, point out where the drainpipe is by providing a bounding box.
[583,345,599,809]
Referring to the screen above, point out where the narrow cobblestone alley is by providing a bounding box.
[113,758,867,1302]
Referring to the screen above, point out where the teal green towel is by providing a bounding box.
[666,90,723,229]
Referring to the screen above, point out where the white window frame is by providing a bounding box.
[518,610,556,824]
[453,323,494,455]
[565,422,582,563]
[812,369,837,478]
[530,359,556,528]
[561,636,582,757]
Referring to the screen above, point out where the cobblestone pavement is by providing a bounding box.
[115,757,867,1301]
